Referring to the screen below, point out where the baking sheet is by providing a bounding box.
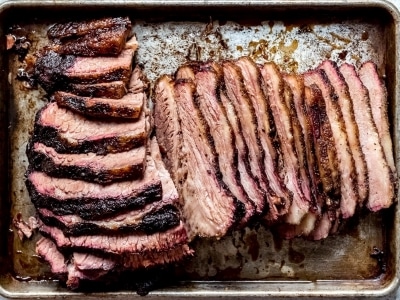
[0,0,399,298]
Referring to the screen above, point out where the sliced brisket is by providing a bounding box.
[304,69,358,218]
[340,63,395,211]
[235,57,290,220]
[176,64,255,225]
[53,91,144,119]
[173,78,240,239]
[64,81,127,99]
[260,62,308,224]
[27,142,146,183]
[319,60,368,203]
[36,237,67,276]
[26,155,162,220]
[32,102,148,154]
[34,48,134,93]
[359,61,396,176]
[39,220,188,254]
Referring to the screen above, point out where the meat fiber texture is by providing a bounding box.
[153,57,397,241]
[27,17,191,292]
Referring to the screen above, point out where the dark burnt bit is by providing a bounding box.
[370,246,386,273]
[7,25,32,61]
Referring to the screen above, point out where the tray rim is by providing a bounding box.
[0,0,399,298]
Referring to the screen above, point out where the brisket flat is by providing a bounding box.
[304,69,358,219]
[260,62,309,225]
[34,48,134,93]
[176,63,255,225]
[319,60,368,204]
[26,155,162,220]
[359,61,396,176]
[32,102,148,154]
[39,220,188,254]
[53,91,144,119]
[173,78,240,238]
[340,63,395,211]
[38,205,181,236]
[27,142,146,183]
[64,81,127,99]
[235,57,290,220]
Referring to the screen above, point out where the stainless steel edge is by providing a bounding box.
[0,0,399,299]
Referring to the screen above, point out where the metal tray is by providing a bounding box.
[0,0,399,298]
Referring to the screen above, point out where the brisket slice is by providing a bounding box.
[235,57,290,220]
[304,69,358,219]
[173,78,241,239]
[129,64,150,94]
[53,91,144,119]
[153,75,184,184]
[359,61,396,176]
[33,102,148,154]
[64,81,127,99]
[260,62,308,225]
[48,17,132,40]
[38,205,181,236]
[27,142,146,184]
[39,220,188,254]
[319,60,368,203]
[176,64,255,225]
[50,25,133,57]
[26,155,162,220]
[34,48,133,93]
[340,63,395,211]
[36,237,67,276]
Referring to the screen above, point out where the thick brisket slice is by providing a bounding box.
[36,237,67,276]
[319,60,368,203]
[65,81,127,99]
[39,220,188,254]
[235,57,290,220]
[48,17,131,40]
[174,79,239,239]
[304,70,358,218]
[33,102,148,154]
[28,142,146,184]
[176,64,254,225]
[53,91,144,119]
[153,75,183,183]
[34,49,133,92]
[38,205,181,236]
[26,156,162,220]
[50,26,133,57]
[340,63,395,211]
[260,62,308,224]
[359,61,396,176]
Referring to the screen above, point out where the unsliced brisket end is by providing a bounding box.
[304,69,358,219]
[340,63,395,211]
[39,220,188,254]
[34,49,134,93]
[235,57,290,220]
[26,155,162,220]
[65,81,127,99]
[173,78,239,239]
[36,237,67,276]
[260,62,308,225]
[47,17,132,40]
[50,25,132,57]
[176,64,255,225]
[359,61,396,176]
[319,60,368,203]
[33,102,148,154]
[53,91,144,119]
[27,142,146,184]
[38,205,181,236]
